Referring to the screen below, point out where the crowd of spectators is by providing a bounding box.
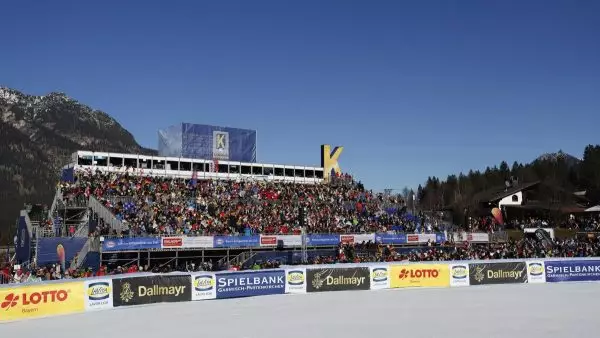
[57,169,435,237]
[3,235,600,285]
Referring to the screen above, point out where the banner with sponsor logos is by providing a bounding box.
[161,236,214,249]
[390,264,450,288]
[370,266,390,290]
[406,234,438,244]
[375,233,407,245]
[340,233,376,244]
[112,275,191,307]
[215,270,286,299]
[0,282,85,322]
[84,280,113,311]
[545,260,600,283]
[526,261,546,284]
[468,262,527,285]
[260,235,302,248]
[449,264,470,287]
[306,267,371,292]
[451,232,490,243]
[285,268,307,294]
[213,236,260,248]
[305,234,340,246]
[102,237,161,251]
[191,273,217,300]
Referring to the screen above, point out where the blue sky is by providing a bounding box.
[1,0,599,191]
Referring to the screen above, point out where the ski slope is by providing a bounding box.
[2,282,597,338]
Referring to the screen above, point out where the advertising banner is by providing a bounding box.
[526,261,546,284]
[260,235,302,248]
[102,237,161,252]
[409,234,438,244]
[213,236,260,248]
[191,273,217,300]
[215,270,286,299]
[545,260,600,283]
[340,234,375,244]
[15,215,31,264]
[285,268,307,294]
[0,282,85,322]
[306,267,371,293]
[37,237,87,267]
[468,262,527,285]
[84,279,113,311]
[449,264,470,287]
[112,275,191,307]
[370,266,390,290]
[161,236,214,249]
[390,264,450,288]
[306,234,340,246]
[375,233,407,245]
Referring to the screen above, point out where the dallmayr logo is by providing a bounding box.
[528,263,544,276]
[451,266,468,279]
[311,269,366,290]
[120,281,187,302]
[475,266,524,281]
[194,275,215,292]
[88,282,111,301]
[287,271,305,286]
[372,268,388,282]
[119,283,134,303]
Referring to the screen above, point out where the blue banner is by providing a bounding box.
[159,123,257,162]
[37,237,87,266]
[102,237,161,251]
[545,260,600,283]
[306,234,340,246]
[15,216,31,264]
[215,270,285,299]
[375,233,407,245]
[213,236,260,248]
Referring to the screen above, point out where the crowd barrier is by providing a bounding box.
[2,258,600,323]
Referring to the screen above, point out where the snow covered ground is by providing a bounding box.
[2,282,598,338]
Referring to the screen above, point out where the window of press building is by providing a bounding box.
[252,166,263,175]
[229,165,239,174]
[167,160,179,171]
[180,161,191,171]
[295,169,305,178]
[218,164,229,173]
[241,165,251,175]
[192,162,206,172]
[139,158,152,169]
[94,156,108,166]
[305,169,315,178]
[152,159,165,170]
[77,155,93,166]
[274,167,284,176]
[263,167,274,176]
[315,170,324,179]
[124,157,138,168]
[284,168,294,177]
[109,156,123,167]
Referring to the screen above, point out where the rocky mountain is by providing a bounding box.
[0,87,156,240]
[534,150,581,168]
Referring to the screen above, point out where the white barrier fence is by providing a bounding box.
[1,257,599,322]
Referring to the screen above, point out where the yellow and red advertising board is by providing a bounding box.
[390,264,450,288]
[0,282,85,322]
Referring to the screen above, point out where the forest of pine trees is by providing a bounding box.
[416,145,600,223]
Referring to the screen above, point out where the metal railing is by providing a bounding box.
[70,238,91,271]
[48,188,63,220]
[88,196,125,233]
[216,251,257,269]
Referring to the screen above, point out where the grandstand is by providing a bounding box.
[9,137,474,279]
